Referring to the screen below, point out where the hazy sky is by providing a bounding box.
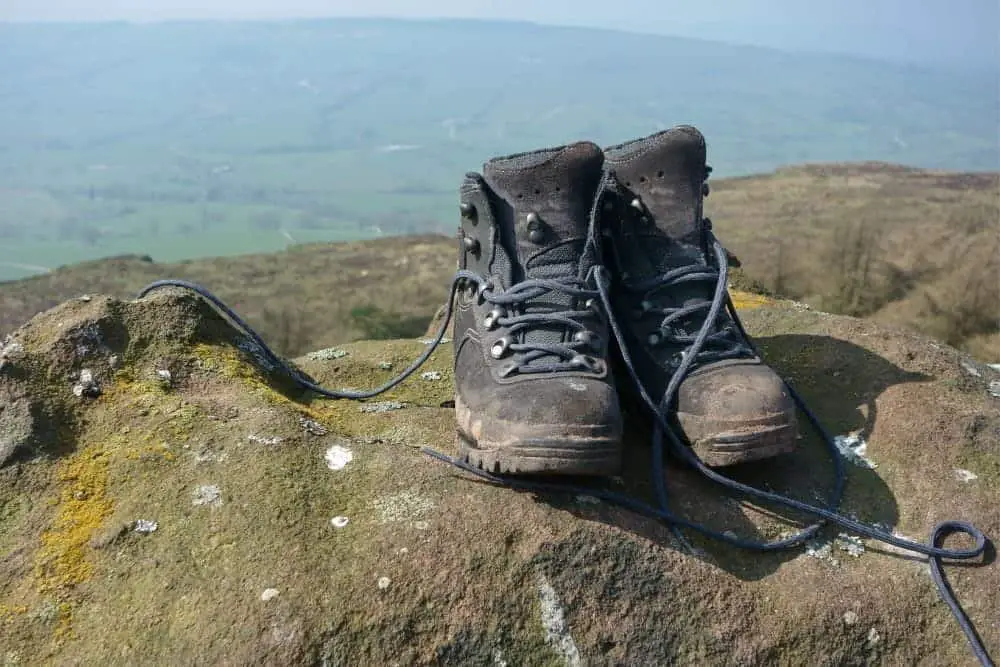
[3,0,998,67]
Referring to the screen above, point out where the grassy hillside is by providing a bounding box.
[707,164,1000,360]
[1,19,998,281]
[2,164,997,361]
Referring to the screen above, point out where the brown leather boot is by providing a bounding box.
[602,126,797,467]
[452,141,623,475]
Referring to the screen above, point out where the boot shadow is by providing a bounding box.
[526,333,931,582]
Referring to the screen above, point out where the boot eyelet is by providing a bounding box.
[462,236,481,255]
[465,282,478,300]
[460,201,477,222]
[484,307,503,330]
[702,183,710,197]
[490,336,512,359]
[640,300,653,313]
[571,354,603,373]
[584,298,600,313]
[573,330,600,351]
[647,332,662,347]
[526,212,545,243]
[630,197,643,211]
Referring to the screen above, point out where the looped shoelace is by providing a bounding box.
[138,242,994,666]
[468,270,604,374]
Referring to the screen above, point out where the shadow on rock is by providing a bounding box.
[526,333,932,582]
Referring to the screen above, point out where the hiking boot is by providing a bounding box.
[602,126,797,467]
[452,142,623,475]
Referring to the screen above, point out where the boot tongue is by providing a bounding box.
[483,141,603,281]
[481,142,604,366]
[604,125,709,281]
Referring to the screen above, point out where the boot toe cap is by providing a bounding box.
[675,361,798,466]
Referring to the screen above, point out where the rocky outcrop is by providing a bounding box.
[0,289,997,665]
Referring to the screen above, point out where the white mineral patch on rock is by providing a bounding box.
[133,519,158,534]
[306,348,348,361]
[72,368,101,398]
[955,468,979,482]
[325,444,353,470]
[420,371,442,381]
[834,433,877,469]
[836,533,865,557]
[331,516,349,528]
[299,417,328,436]
[535,573,582,667]
[248,434,283,446]
[359,401,406,413]
[261,588,280,602]
[960,361,982,377]
[192,485,222,507]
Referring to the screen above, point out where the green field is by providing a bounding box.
[1,18,997,281]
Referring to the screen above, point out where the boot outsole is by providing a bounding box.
[456,430,623,476]
[453,393,623,476]
[689,422,798,467]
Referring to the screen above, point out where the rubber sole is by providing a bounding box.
[687,422,798,467]
[456,431,623,476]
[454,396,622,476]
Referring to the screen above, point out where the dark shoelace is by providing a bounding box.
[138,245,993,666]
[464,274,605,375]
[623,264,754,364]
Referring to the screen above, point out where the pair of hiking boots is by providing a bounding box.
[452,125,797,476]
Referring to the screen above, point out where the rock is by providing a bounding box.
[0,394,32,466]
[305,347,348,361]
[0,290,996,665]
[72,368,101,398]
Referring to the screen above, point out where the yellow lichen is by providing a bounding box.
[193,342,328,422]
[729,290,773,310]
[33,443,113,596]
[0,603,29,624]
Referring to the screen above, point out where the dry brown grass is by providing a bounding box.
[2,163,998,360]
[712,163,1000,359]
[0,234,455,357]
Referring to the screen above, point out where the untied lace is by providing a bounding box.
[137,228,993,667]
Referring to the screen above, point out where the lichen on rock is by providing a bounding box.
[0,288,995,665]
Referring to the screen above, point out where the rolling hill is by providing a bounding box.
[0,19,998,281]
[2,163,996,362]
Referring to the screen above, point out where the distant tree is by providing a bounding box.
[820,218,889,317]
